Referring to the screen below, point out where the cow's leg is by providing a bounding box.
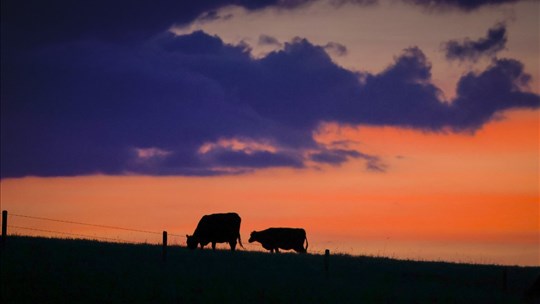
[212,242,216,250]
[230,240,237,251]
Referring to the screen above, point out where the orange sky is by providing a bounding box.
[1,109,538,266]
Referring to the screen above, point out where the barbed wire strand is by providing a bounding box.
[8,224,274,252]
[10,213,185,237]
[8,225,132,243]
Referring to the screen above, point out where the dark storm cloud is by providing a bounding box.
[1,28,539,176]
[444,24,507,62]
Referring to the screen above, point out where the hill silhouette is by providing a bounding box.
[1,236,538,303]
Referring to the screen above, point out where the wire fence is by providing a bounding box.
[7,225,130,243]
[10,213,166,235]
[4,212,185,245]
[3,211,268,251]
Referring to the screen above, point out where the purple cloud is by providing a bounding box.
[444,23,507,62]
[0,0,317,51]
[259,35,283,47]
[1,0,527,56]
[310,149,385,171]
[1,26,538,177]
[323,42,348,56]
[403,0,521,11]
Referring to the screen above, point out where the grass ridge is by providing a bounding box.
[1,236,538,303]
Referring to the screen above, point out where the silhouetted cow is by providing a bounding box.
[186,212,243,251]
[249,228,308,253]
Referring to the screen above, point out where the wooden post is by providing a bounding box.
[162,231,168,262]
[324,249,330,278]
[2,210,7,246]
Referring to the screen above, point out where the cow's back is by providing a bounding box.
[194,213,241,242]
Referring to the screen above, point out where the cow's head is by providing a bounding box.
[186,234,198,249]
[248,231,258,243]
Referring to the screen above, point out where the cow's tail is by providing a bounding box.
[304,235,309,252]
[238,233,244,249]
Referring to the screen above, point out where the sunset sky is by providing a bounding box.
[1,0,539,266]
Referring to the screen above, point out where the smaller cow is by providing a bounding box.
[249,228,308,253]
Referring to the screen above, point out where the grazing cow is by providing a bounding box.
[249,228,308,253]
[186,212,243,251]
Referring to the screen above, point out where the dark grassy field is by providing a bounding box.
[1,236,538,303]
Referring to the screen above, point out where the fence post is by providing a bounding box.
[324,249,330,278]
[2,210,7,246]
[162,231,168,262]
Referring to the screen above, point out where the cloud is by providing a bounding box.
[197,137,303,169]
[448,58,538,130]
[0,0,317,51]
[1,0,526,53]
[323,42,348,56]
[444,23,507,62]
[402,0,521,11]
[331,0,526,11]
[196,10,234,23]
[309,149,385,171]
[310,149,361,165]
[329,0,378,6]
[258,35,283,47]
[1,29,538,178]
[208,150,305,169]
